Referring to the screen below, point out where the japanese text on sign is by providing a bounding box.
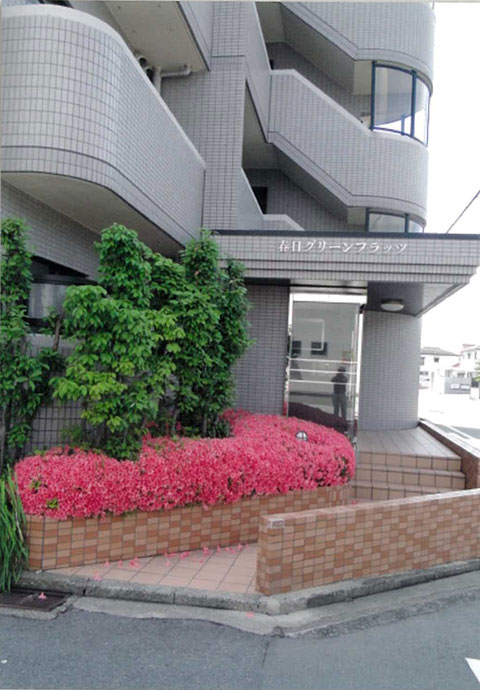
[278,239,407,255]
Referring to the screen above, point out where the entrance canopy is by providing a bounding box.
[216,231,480,316]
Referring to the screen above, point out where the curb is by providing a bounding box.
[281,584,480,638]
[18,557,480,616]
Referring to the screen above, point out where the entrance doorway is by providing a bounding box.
[286,292,365,436]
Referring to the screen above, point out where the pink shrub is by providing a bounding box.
[15,410,355,520]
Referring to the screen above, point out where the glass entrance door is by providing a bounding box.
[286,293,365,436]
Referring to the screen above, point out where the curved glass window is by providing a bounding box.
[371,64,431,145]
[367,212,425,234]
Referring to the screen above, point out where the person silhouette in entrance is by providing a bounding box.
[331,365,348,419]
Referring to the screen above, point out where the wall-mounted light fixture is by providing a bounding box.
[380,298,405,313]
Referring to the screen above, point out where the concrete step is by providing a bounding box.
[352,479,458,501]
[354,464,466,491]
[358,451,461,473]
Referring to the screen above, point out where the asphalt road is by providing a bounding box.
[455,426,480,441]
[1,599,479,690]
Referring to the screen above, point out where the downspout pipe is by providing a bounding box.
[154,65,191,93]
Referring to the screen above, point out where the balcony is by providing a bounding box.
[269,70,429,223]
[2,5,206,254]
[258,2,434,92]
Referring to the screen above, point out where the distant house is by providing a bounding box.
[419,347,471,394]
[459,344,480,394]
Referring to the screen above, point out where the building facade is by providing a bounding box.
[3,1,480,435]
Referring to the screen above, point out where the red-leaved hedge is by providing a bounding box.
[15,410,355,520]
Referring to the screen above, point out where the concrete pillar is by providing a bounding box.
[359,311,421,430]
[162,3,248,231]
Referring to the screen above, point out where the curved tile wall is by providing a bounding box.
[270,70,429,219]
[285,2,434,84]
[2,5,205,247]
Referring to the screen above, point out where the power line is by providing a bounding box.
[445,186,480,234]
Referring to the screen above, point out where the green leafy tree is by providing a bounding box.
[175,230,251,436]
[0,218,60,473]
[149,249,220,435]
[214,256,251,413]
[52,225,183,459]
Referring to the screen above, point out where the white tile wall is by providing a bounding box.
[2,5,205,246]
[359,311,422,430]
[234,285,290,414]
[270,70,429,220]
[2,183,98,278]
[287,3,434,82]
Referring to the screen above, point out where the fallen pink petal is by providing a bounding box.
[94,573,102,581]
[246,612,254,618]
[38,592,47,600]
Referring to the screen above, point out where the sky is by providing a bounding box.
[421,2,480,352]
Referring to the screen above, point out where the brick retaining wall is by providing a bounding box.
[256,489,480,595]
[26,484,350,570]
[420,420,480,489]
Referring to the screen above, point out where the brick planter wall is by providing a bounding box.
[420,420,480,489]
[26,484,351,570]
[256,489,480,595]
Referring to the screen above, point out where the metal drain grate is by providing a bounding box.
[0,588,68,612]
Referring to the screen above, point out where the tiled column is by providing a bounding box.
[359,311,422,430]
[162,2,248,230]
[233,285,290,414]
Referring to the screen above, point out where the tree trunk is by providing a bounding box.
[52,312,64,352]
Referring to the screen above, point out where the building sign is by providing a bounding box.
[278,239,407,255]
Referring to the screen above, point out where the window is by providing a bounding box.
[252,186,268,214]
[366,211,425,234]
[28,256,90,327]
[311,341,328,357]
[371,63,431,145]
[434,357,439,363]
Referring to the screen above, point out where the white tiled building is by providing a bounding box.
[2,1,480,438]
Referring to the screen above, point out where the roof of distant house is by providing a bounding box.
[461,344,480,353]
[421,346,458,356]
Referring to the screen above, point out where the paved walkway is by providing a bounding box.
[50,543,258,594]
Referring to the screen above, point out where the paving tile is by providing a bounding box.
[188,579,221,591]
[53,542,258,594]
[158,576,194,587]
[217,582,250,593]
[129,573,162,585]
[104,569,135,581]
[141,562,173,574]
